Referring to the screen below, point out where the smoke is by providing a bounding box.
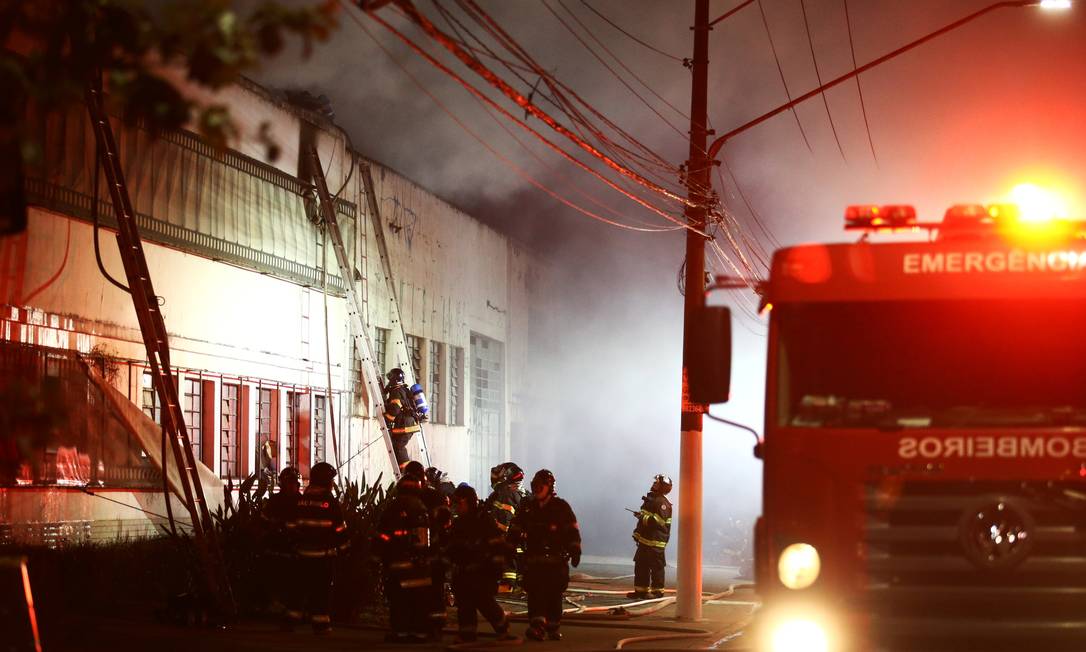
[253,0,1086,559]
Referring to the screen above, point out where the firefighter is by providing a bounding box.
[404,460,452,638]
[628,474,673,599]
[509,469,581,641]
[383,368,426,471]
[377,473,434,643]
[283,462,349,634]
[486,462,525,592]
[447,483,515,643]
[261,467,301,615]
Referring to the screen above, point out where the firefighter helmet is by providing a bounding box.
[530,468,556,496]
[396,474,423,494]
[652,474,673,495]
[386,367,406,385]
[278,466,301,485]
[310,462,337,486]
[425,466,446,487]
[502,463,524,485]
[452,483,478,504]
[490,464,503,489]
[403,460,426,481]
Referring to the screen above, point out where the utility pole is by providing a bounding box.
[677,0,711,622]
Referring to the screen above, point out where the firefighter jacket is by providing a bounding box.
[420,484,453,550]
[261,489,300,555]
[509,495,581,563]
[377,491,431,563]
[384,383,421,435]
[485,484,524,534]
[286,487,350,558]
[447,506,509,583]
[632,491,672,550]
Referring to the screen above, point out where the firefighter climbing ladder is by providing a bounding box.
[85,84,234,617]
[304,144,431,477]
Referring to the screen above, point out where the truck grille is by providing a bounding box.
[862,480,1086,651]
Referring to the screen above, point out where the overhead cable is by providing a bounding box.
[843,0,879,167]
[383,1,698,211]
[756,0,813,152]
[798,0,847,162]
[361,4,705,233]
[344,5,681,233]
[578,0,685,63]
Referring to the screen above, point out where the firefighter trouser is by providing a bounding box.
[427,557,448,634]
[391,431,415,468]
[452,576,508,638]
[385,561,433,636]
[633,545,666,592]
[524,557,569,632]
[285,556,334,630]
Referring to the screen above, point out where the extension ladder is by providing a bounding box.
[85,84,234,618]
[304,144,431,477]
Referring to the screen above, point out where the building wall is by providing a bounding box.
[0,77,535,535]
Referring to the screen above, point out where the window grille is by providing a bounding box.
[313,395,326,464]
[429,342,444,424]
[182,378,202,462]
[220,384,240,478]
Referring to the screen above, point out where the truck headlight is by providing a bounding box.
[777,542,820,589]
[770,618,829,652]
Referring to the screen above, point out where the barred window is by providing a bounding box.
[374,327,390,375]
[313,394,326,464]
[257,388,276,472]
[406,334,422,383]
[449,346,464,426]
[141,373,161,425]
[220,383,240,478]
[285,391,297,468]
[429,342,444,424]
[182,378,202,461]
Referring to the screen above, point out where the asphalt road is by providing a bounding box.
[41,559,758,651]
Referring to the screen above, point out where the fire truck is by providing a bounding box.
[749,202,1086,651]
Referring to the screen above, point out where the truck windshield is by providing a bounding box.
[777,299,1086,428]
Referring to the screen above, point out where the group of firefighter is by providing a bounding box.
[259,367,675,643]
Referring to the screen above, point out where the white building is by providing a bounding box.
[0,78,540,544]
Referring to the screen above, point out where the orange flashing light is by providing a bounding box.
[845,204,917,229]
[760,302,774,317]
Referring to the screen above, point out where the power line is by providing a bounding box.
[451,0,686,189]
[756,0,813,153]
[843,0,879,167]
[552,0,690,130]
[345,3,684,233]
[798,0,847,163]
[366,3,708,233]
[578,0,685,63]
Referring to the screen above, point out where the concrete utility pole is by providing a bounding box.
[677,0,711,622]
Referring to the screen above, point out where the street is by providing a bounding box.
[41,560,758,651]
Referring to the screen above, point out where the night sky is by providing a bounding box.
[254,0,1086,558]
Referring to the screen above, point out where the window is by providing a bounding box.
[429,341,444,424]
[450,346,464,426]
[406,334,422,383]
[257,387,276,473]
[220,383,240,478]
[285,390,297,468]
[374,327,390,374]
[313,394,326,464]
[469,334,505,490]
[182,378,202,461]
[141,373,161,425]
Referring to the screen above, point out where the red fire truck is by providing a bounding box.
[749,203,1086,652]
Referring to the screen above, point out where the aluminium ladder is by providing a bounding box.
[85,85,234,618]
[304,143,431,477]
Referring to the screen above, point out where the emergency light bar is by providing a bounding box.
[844,204,918,230]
